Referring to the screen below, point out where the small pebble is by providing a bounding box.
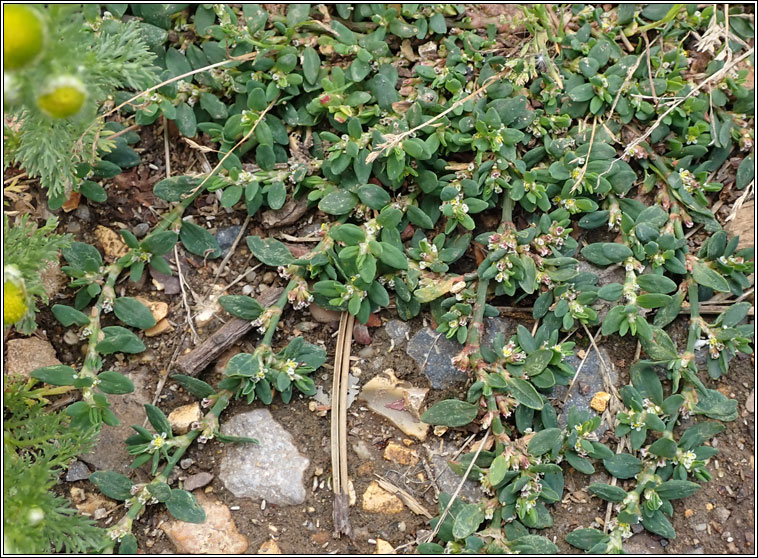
[74,205,91,221]
[132,223,150,238]
[65,460,91,482]
[180,458,195,470]
[262,271,276,284]
[245,270,257,282]
[183,472,213,492]
[242,284,255,295]
[695,523,707,532]
[66,221,81,233]
[63,330,80,345]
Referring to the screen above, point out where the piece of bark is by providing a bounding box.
[175,286,283,377]
[261,198,309,228]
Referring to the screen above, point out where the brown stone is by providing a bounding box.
[5,337,62,379]
[136,297,169,322]
[168,403,202,435]
[311,531,330,545]
[356,462,374,477]
[161,492,248,554]
[383,442,419,466]
[590,391,612,412]
[95,225,129,260]
[361,481,404,514]
[375,539,396,554]
[258,539,282,554]
[145,318,173,337]
[725,199,754,251]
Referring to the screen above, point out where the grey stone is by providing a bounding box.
[694,523,707,532]
[132,223,150,238]
[80,369,151,474]
[714,506,731,523]
[385,320,410,346]
[74,204,91,221]
[692,548,705,554]
[183,472,214,492]
[215,225,242,257]
[623,533,663,554]
[631,523,644,534]
[66,221,81,234]
[407,318,514,389]
[150,268,181,295]
[180,458,194,470]
[553,347,618,437]
[747,389,755,413]
[219,409,309,505]
[65,460,91,482]
[427,440,483,503]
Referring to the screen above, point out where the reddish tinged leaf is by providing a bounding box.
[353,322,372,345]
[365,313,382,327]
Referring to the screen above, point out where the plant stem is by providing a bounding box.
[261,280,297,346]
[686,279,700,353]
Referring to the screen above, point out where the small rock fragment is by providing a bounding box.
[309,304,341,323]
[65,460,91,482]
[136,297,169,322]
[258,540,282,554]
[714,506,731,523]
[145,318,173,337]
[132,223,150,238]
[95,225,128,260]
[162,491,248,554]
[184,472,214,492]
[168,403,202,435]
[383,442,419,466]
[5,337,62,379]
[590,391,612,412]
[362,481,404,514]
[359,370,429,441]
[746,389,754,413]
[353,322,372,345]
[375,539,396,554]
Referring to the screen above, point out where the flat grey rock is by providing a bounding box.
[80,369,150,474]
[427,440,483,503]
[219,409,309,506]
[553,347,618,436]
[385,319,411,346]
[216,225,243,257]
[65,460,91,482]
[183,472,214,492]
[407,318,514,389]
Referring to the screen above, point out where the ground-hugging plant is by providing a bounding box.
[11,4,754,553]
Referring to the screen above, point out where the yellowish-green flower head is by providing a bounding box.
[3,265,28,326]
[3,5,46,71]
[36,76,88,119]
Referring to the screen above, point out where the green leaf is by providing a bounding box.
[180,221,221,259]
[145,404,172,435]
[488,454,508,486]
[113,297,156,330]
[505,377,544,410]
[303,46,320,84]
[648,437,677,458]
[637,274,677,294]
[97,326,146,354]
[52,304,90,327]
[171,374,217,399]
[31,365,77,386]
[246,236,294,266]
[603,453,642,479]
[63,242,103,273]
[565,528,609,551]
[97,371,135,395]
[89,471,133,501]
[406,205,434,229]
[521,349,553,377]
[79,181,107,203]
[148,482,172,502]
[141,231,178,256]
[642,509,676,539]
[510,535,559,554]
[319,190,358,215]
[736,152,754,189]
[357,184,391,209]
[378,242,408,270]
[528,428,562,455]
[199,92,227,120]
[452,503,484,539]
[175,103,197,137]
[588,483,627,503]
[637,293,672,309]
[655,480,701,500]
[421,400,479,427]
[568,83,595,102]
[691,261,729,292]
[166,489,206,523]
[219,295,263,320]
[154,176,200,202]
[118,534,138,554]
[225,353,260,377]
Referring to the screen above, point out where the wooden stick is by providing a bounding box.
[331,312,354,538]
[174,286,282,376]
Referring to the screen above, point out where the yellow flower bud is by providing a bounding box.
[37,76,88,119]
[3,4,46,71]
[3,266,28,326]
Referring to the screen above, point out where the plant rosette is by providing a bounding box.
[36,75,88,119]
[3,4,46,71]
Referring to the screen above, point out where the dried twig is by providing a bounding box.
[331,312,354,537]
[175,245,199,345]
